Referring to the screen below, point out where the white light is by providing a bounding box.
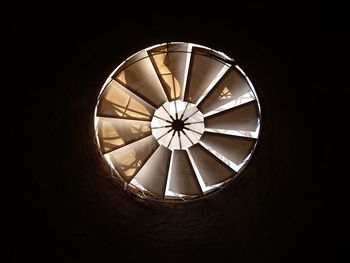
[151,100,204,150]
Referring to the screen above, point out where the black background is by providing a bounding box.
[5,2,343,262]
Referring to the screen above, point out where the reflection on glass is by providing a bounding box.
[98,118,151,153]
[107,135,159,182]
[150,51,181,100]
[98,80,154,120]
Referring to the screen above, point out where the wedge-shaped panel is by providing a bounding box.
[117,49,148,71]
[167,131,181,150]
[155,131,173,148]
[97,118,151,154]
[148,43,189,100]
[198,67,253,114]
[168,150,202,196]
[114,50,167,108]
[108,135,159,183]
[97,79,155,120]
[184,47,228,104]
[205,101,259,132]
[188,144,235,186]
[132,146,171,197]
[200,132,256,165]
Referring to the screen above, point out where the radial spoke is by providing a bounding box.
[179,102,189,120]
[183,109,199,122]
[153,115,172,123]
[181,130,194,145]
[155,128,173,141]
[184,126,202,135]
[184,121,204,125]
[174,100,179,119]
[177,131,182,150]
[161,105,175,121]
[167,130,177,148]
[151,125,172,129]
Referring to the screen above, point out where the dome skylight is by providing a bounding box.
[94,42,261,201]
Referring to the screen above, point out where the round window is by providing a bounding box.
[94,42,261,201]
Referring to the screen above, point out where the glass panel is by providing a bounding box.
[168,150,202,195]
[97,117,151,153]
[148,43,189,100]
[198,67,254,114]
[188,144,235,186]
[107,135,159,183]
[184,47,229,104]
[200,132,256,165]
[97,80,155,120]
[204,101,259,131]
[114,50,167,108]
[131,146,171,197]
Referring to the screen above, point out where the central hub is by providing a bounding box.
[172,119,184,131]
[151,100,205,150]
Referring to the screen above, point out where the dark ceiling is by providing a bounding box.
[5,3,342,263]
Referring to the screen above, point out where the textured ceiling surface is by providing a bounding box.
[7,4,340,263]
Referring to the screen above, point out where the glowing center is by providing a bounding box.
[151,100,205,150]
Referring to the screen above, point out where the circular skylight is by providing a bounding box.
[94,42,261,201]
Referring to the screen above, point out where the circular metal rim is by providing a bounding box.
[94,42,262,202]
